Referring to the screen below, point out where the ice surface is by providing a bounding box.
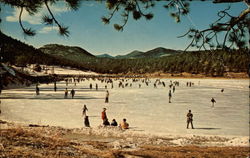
[0,78,249,142]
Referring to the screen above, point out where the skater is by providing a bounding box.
[101,108,108,123]
[111,119,118,126]
[168,90,172,103]
[211,97,216,107]
[221,88,224,93]
[64,88,68,98]
[105,90,109,103]
[162,82,165,87]
[96,83,98,91]
[187,110,194,129]
[120,118,129,129]
[84,116,90,127]
[90,83,92,89]
[82,104,88,116]
[173,85,175,93]
[154,83,157,88]
[54,81,57,92]
[35,84,39,95]
[70,89,75,98]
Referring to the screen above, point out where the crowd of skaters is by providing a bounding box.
[32,76,224,130]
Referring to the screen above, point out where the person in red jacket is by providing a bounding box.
[101,108,107,122]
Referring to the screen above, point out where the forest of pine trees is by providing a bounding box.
[1,32,249,77]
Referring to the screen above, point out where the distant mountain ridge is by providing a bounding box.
[100,47,182,59]
[39,44,181,59]
[96,54,114,58]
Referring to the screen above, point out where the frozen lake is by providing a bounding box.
[0,78,249,137]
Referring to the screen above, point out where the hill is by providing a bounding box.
[0,32,92,70]
[96,54,114,58]
[114,47,181,59]
[115,50,144,59]
[39,44,96,63]
[0,31,57,66]
[142,47,181,58]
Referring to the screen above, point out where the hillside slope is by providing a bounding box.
[39,44,96,63]
[0,31,57,65]
[96,54,114,58]
[114,47,181,59]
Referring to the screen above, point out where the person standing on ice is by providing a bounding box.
[211,97,216,107]
[54,81,57,92]
[96,83,98,91]
[82,104,88,117]
[187,110,194,129]
[168,90,172,103]
[65,79,68,86]
[173,85,175,93]
[64,88,68,98]
[101,108,108,125]
[70,89,75,98]
[105,90,109,103]
[35,84,39,95]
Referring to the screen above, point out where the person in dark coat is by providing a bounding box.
[187,110,194,129]
[84,116,90,127]
[70,89,75,98]
[111,119,118,126]
[211,97,216,107]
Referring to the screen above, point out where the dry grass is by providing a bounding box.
[0,127,98,158]
[122,145,250,158]
[0,126,249,158]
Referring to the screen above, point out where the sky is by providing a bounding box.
[0,1,248,56]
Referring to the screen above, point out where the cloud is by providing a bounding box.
[83,3,95,7]
[38,26,59,34]
[6,8,41,24]
[6,4,69,25]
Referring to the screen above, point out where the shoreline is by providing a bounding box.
[1,119,248,147]
[0,120,249,157]
[2,74,248,91]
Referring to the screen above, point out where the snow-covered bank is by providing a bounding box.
[1,121,249,158]
[0,120,248,147]
[13,65,99,76]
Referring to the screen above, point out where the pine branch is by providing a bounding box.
[44,0,69,37]
[19,7,36,36]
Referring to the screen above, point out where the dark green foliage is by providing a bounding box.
[83,50,248,76]
[1,32,248,77]
[0,32,73,67]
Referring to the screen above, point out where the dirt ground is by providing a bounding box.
[0,121,249,158]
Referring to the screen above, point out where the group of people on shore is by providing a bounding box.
[101,108,129,129]
[82,105,129,130]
